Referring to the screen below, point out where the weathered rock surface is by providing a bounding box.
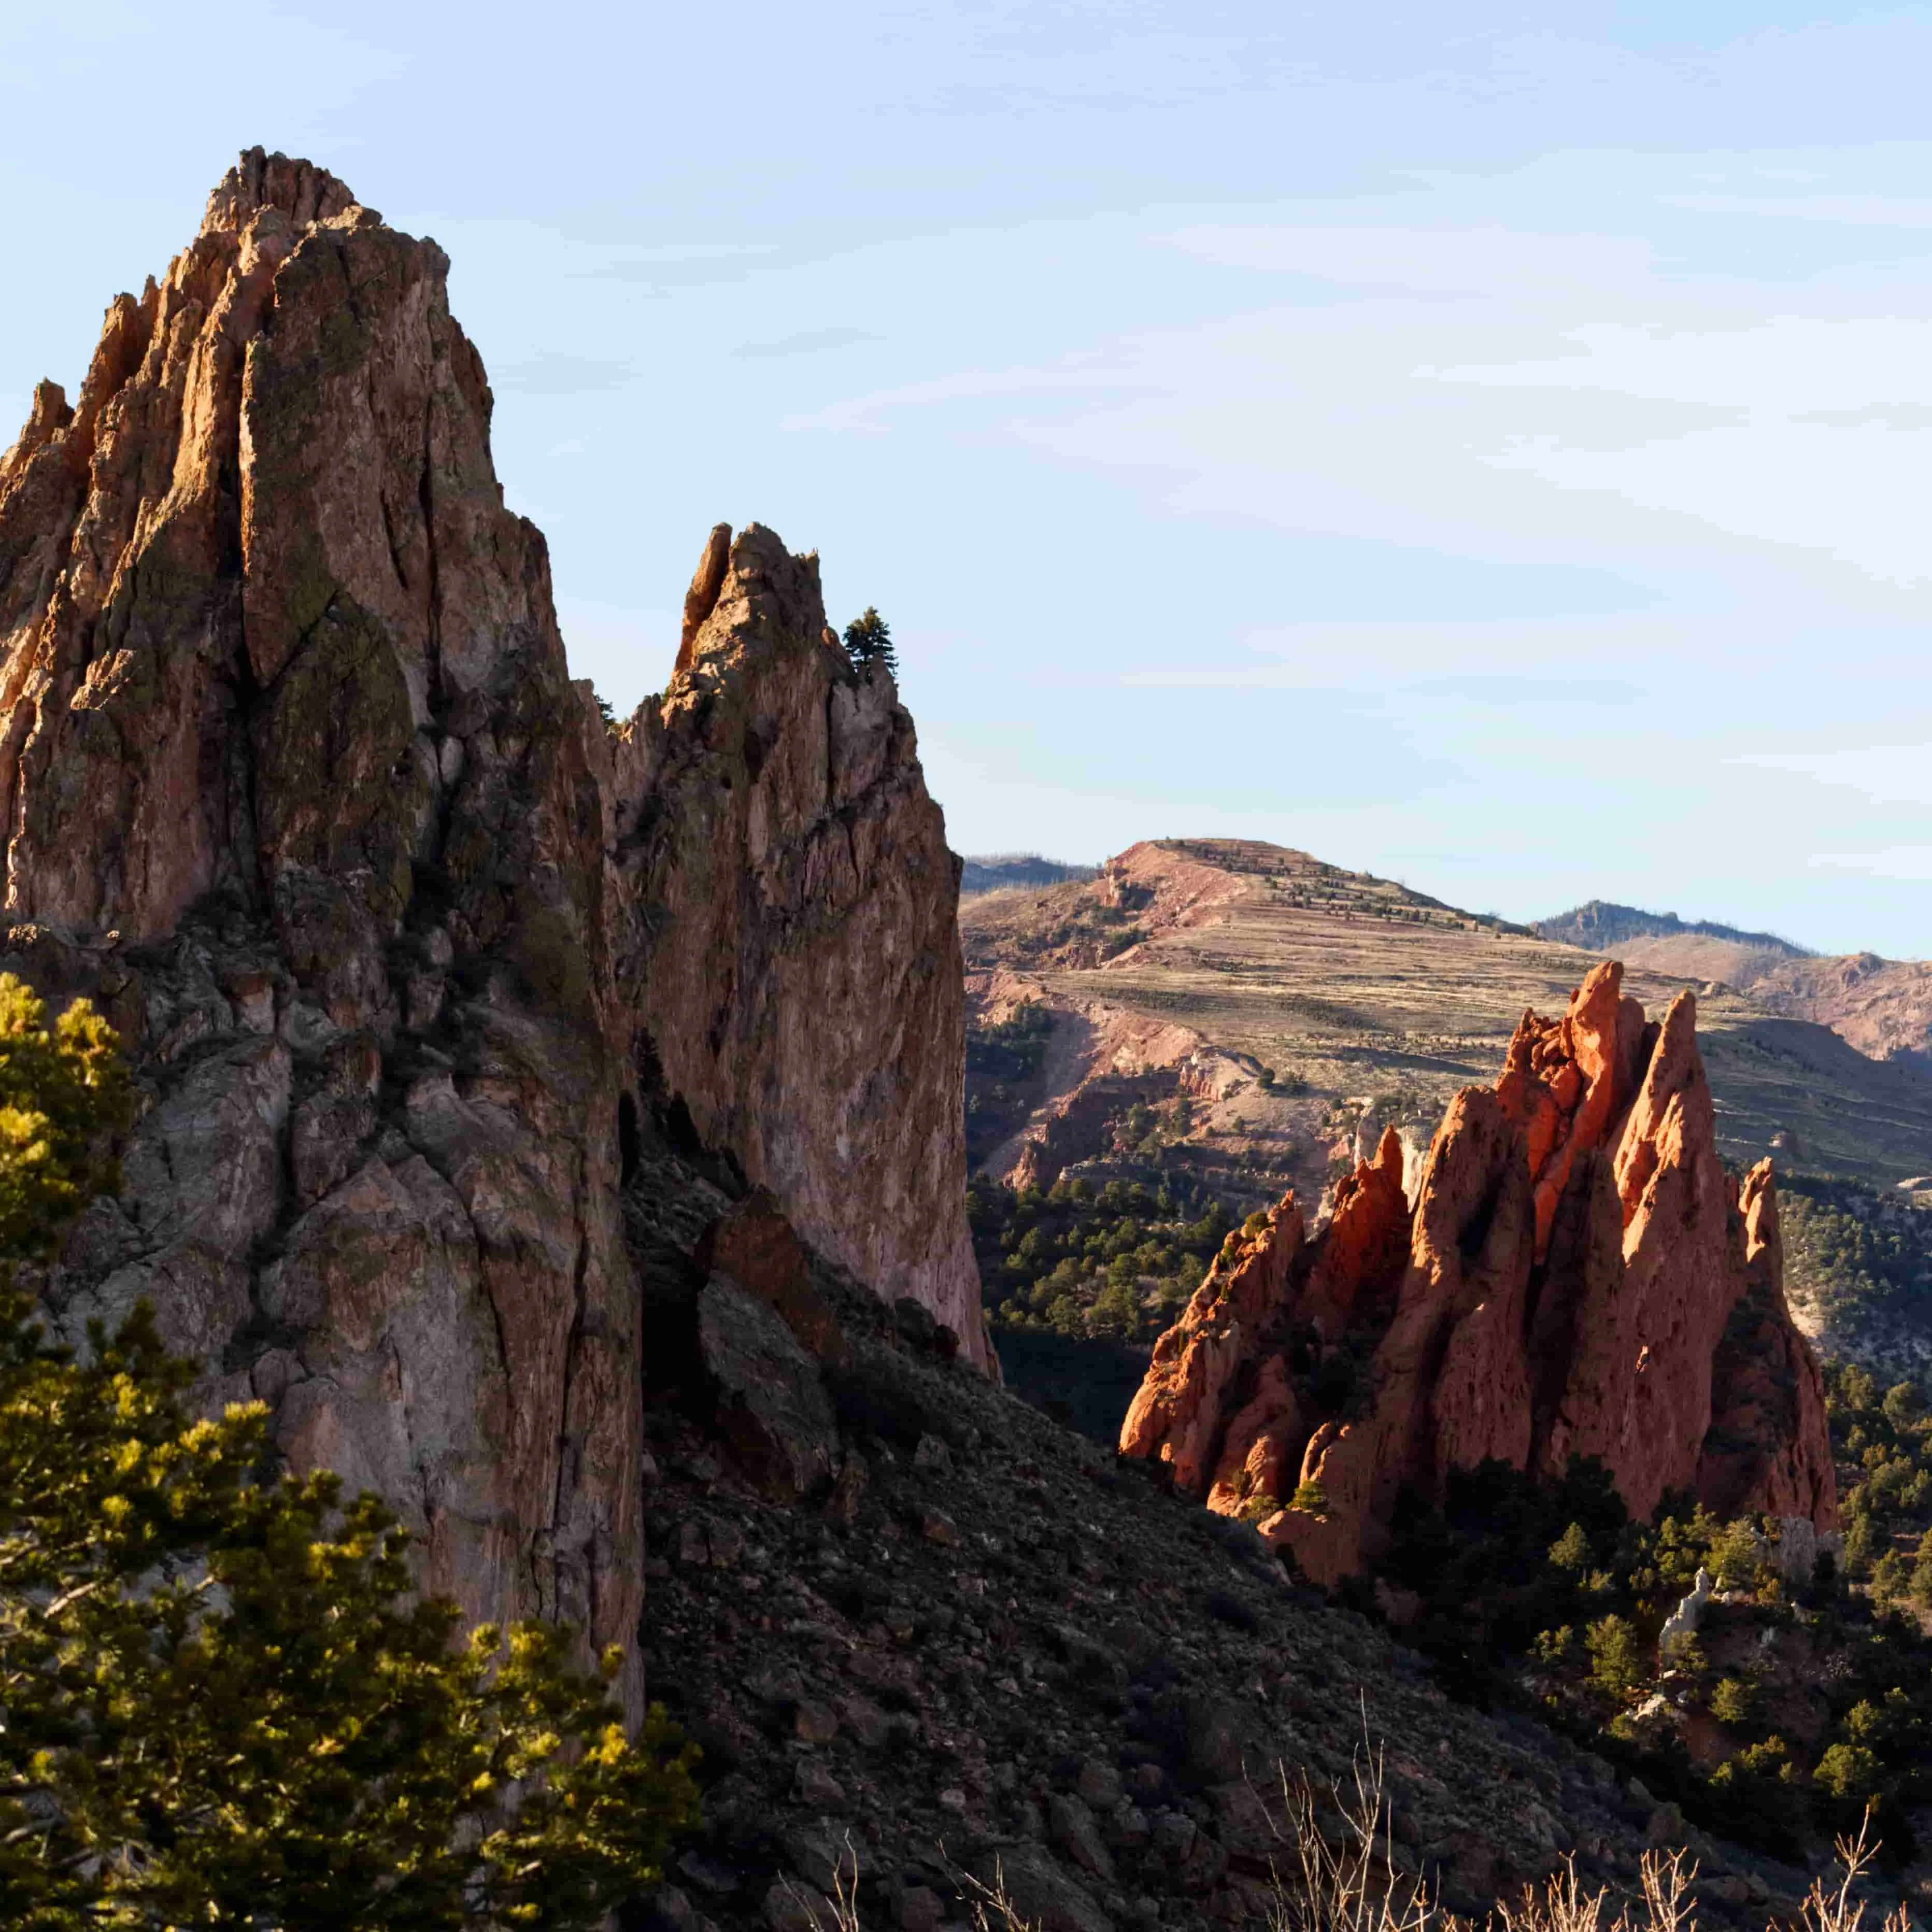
[695,1274,839,1499]
[635,1117,1810,1931]
[1120,963,1837,1586]
[606,523,984,1363]
[0,149,983,1709]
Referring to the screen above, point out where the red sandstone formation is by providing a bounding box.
[607,524,982,1355]
[1120,1195,1304,1496]
[0,151,984,1712]
[1121,962,1838,1586]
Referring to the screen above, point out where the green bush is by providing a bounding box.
[1548,1522,1592,1572]
[0,980,699,1927]
[1813,1742,1882,1801]
[1585,1615,1643,1701]
[1707,1516,1761,1590]
[1532,1626,1576,1666]
[0,973,130,1255]
[1710,1676,1754,1726]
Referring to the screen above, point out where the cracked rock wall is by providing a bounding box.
[0,149,983,1712]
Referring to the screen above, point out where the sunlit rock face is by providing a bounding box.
[1123,963,1837,1586]
[0,149,983,1714]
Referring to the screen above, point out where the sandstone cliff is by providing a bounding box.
[0,150,982,1709]
[605,526,979,1350]
[1120,962,1837,1586]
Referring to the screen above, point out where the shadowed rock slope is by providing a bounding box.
[627,1104,1817,1932]
[1120,964,1836,1587]
[0,149,981,1717]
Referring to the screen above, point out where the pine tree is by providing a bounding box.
[843,605,899,679]
[1548,1521,1592,1572]
[1585,1614,1643,1700]
[0,975,699,1927]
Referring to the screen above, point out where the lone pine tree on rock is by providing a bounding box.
[844,605,899,678]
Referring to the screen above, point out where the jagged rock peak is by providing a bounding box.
[1122,962,1837,1587]
[0,158,987,1718]
[202,146,361,235]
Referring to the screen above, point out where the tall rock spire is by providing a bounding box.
[1121,962,1837,1585]
[0,151,986,1714]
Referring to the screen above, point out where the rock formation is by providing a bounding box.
[604,528,979,1348]
[1121,963,1837,1586]
[0,149,982,1712]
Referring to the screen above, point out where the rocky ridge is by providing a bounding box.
[1533,903,1810,964]
[627,1111,1815,1932]
[0,150,982,1715]
[960,839,1932,1384]
[1119,964,1837,1587]
[1543,905,1932,1067]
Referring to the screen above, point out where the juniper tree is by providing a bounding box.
[0,974,698,1929]
[843,605,899,679]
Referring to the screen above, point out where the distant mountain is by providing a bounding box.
[958,852,1097,895]
[1540,901,1932,1064]
[1533,899,1812,959]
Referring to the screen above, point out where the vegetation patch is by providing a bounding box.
[969,1170,1233,1343]
[1358,1359,1932,1868]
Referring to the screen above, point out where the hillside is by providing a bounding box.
[1782,1175,1932,1386]
[1535,901,1812,961]
[1545,904,1932,1066]
[962,839,1932,1375]
[636,1116,1835,1930]
[961,853,1098,895]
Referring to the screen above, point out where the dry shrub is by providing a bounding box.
[1258,1735,1433,1932]
[784,1755,1913,1932]
[1258,1734,1914,1932]
[953,1861,1042,1932]
[1493,1850,1695,1932]
[1794,1815,1911,1932]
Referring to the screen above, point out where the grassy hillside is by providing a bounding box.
[963,838,1932,1408]
[1536,899,1812,959]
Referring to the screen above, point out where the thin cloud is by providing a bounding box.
[492,353,638,396]
[735,327,880,359]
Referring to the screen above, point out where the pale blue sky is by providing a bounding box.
[5,4,1932,953]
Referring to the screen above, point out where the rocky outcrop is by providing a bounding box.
[1120,963,1837,1586]
[605,526,983,1360]
[0,150,982,1710]
[1120,1197,1304,1497]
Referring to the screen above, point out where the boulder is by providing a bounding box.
[696,1273,839,1498]
[695,1188,846,1362]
